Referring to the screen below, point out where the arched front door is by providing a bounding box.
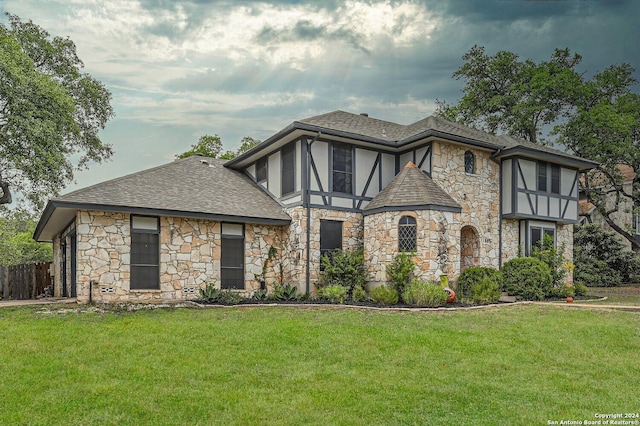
[460,226,480,272]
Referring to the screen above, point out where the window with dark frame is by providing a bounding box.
[464,150,475,174]
[398,216,417,252]
[551,164,560,194]
[256,157,267,183]
[130,216,160,290]
[281,143,295,196]
[529,225,555,254]
[332,143,353,194]
[221,223,245,290]
[320,220,343,268]
[537,161,562,194]
[537,162,548,192]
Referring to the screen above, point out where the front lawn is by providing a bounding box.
[0,304,638,425]
[588,284,640,306]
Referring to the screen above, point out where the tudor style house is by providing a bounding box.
[35,110,597,303]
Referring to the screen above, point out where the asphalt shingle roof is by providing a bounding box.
[54,156,290,222]
[295,110,592,165]
[363,162,461,214]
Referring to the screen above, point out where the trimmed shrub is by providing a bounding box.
[386,251,416,300]
[319,248,367,294]
[402,280,447,307]
[501,257,553,301]
[317,285,348,304]
[370,285,399,305]
[469,276,501,304]
[458,266,502,298]
[351,285,368,303]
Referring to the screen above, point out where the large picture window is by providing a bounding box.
[221,223,245,289]
[332,143,353,194]
[281,143,295,196]
[131,216,160,290]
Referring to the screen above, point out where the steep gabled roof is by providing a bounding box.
[363,162,461,216]
[35,156,290,242]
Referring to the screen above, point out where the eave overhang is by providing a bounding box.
[34,200,291,242]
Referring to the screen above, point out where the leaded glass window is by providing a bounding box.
[398,216,417,252]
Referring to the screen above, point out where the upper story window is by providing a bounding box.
[464,151,475,174]
[281,143,295,196]
[537,162,561,194]
[256,157,267,183]
[398,216,417,252]
[332,143,353,194]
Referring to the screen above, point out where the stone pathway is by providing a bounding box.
[0,298,76,308]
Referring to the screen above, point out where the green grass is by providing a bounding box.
[588,284,640,306]
[1,305,639,425]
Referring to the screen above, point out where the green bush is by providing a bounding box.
[458,267,502,298]
[402,280,447,307]
[351,285,368,303]
[469,276,501,304]
[501,257,553,301]
[574,257,620,287]
[319,248,367,295]
[532,234,571,291]
[370,285,399,305]
[574,224,640,285]
[573,281,589,297]
[386,252,416,300]
[317,285,348,304]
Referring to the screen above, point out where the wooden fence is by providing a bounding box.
[0,262,53,300]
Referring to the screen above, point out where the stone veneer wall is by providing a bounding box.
[282,206,363,293]
[501,219,521,264]
[557,223,574,284]
[52,235,62,297]
[364,209,462,287]
[73,210,288,303]
[430,142,502,271]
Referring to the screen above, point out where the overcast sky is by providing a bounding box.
[1,0,638,195]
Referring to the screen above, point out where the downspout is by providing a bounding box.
[495,149,504,268]
[305,131,321,295]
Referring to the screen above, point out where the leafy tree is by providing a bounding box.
[237,136,261,154]
[176,134,223,159]
[553,66,640,251]
[0,14,114,208]
[438,45,639,250]
[0,208,52,266]
[177,135,261,160]
[436,45,582,144]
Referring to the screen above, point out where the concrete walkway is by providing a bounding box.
[0,298,76,308]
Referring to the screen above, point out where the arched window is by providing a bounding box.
[464,150,475,174]
[398,216,417,252]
